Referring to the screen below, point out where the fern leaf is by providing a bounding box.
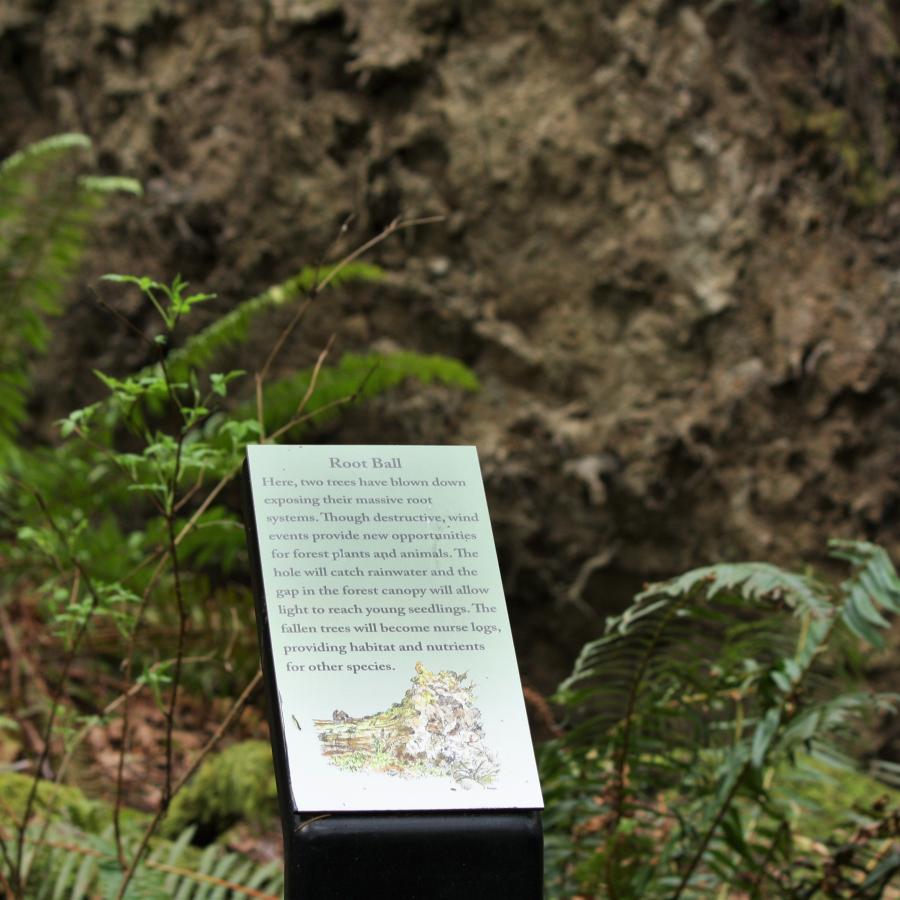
[199,852,243,900]
[49,850,80,900]
[830,540,900,647]
[639,561,829,615]
[547,544,900,898]
[0,133,91,180]
[242,860,283,893]
[0,133,139,472]
[70,850,98,900]
[3,819,283,900]
[251,349,479,437]
[158,825,197,894]
[78,175,142,196]
[860,853,900,895]
[156,261,383,382]
[144,846,282,900]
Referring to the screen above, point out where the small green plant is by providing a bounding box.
[1,256,476,895]
[0,138,476,899]
[542,541,900,898]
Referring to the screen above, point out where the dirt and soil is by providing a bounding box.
[2,0,899,696]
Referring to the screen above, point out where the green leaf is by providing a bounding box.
[841,597,885,648]
[719,806,749,858]
[100,273,160,291]
[209,370,245,397]
[251,350,479,438]
[546,541,900,898]
[78,175,142,195]
[860,851,900,892]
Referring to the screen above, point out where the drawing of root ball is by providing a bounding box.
[314,664,499,787]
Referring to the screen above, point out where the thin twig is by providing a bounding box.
[162,430,188,807]
[0,605,24,707]
[256,212,354,392]
[610,598,687,830]
[268,363,380,444]
[0,858,13,899]
[173,668,262,796]
[23,655,212,894]
[294,333,336,417]
[58,656,214,788]
[255,372,266,440]
[157,354,189,428]
[113,549,170,863]
[174,464,242,547]
[94,292,158,351]
[117,543,168,588]
[71,421,168,520]
[0,790,17,897]
[268,391,358,444]
[173,464,207,514]
[297,814,333,832]
[672,615,838,899]
[12,491,104,897]
[113,668,263,900]
[312,213,355,290]
[317,214,444,294]
[257,214,442,392]
[257,295,314,390]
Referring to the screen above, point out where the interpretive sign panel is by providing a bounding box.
[244,444,543,813]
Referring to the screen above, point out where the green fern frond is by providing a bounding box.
[156,261,383,382]
[0,133,140,472]
[252,349,479,437]
[77,175,142,195]
[636,560,829,616]
[829,539,900,648]
[0,133,91,179]
[82,263,384,436]
[546,543,900,898]
[8,821,283,900]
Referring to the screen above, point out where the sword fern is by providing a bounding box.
[543,540,900,898]
[0,134,140,471]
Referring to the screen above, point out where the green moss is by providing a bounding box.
[0,744,277,847]
[161,740,277,839]
[0,771,148,835]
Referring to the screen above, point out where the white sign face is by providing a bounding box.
[245,444,544,812]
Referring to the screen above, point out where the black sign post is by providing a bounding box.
[242,448,543,898]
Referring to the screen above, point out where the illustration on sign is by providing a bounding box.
[314,663,499,788]
[244,444,544,813]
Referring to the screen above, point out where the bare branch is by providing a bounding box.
[295,333,336,418]
[113,669,263,899]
